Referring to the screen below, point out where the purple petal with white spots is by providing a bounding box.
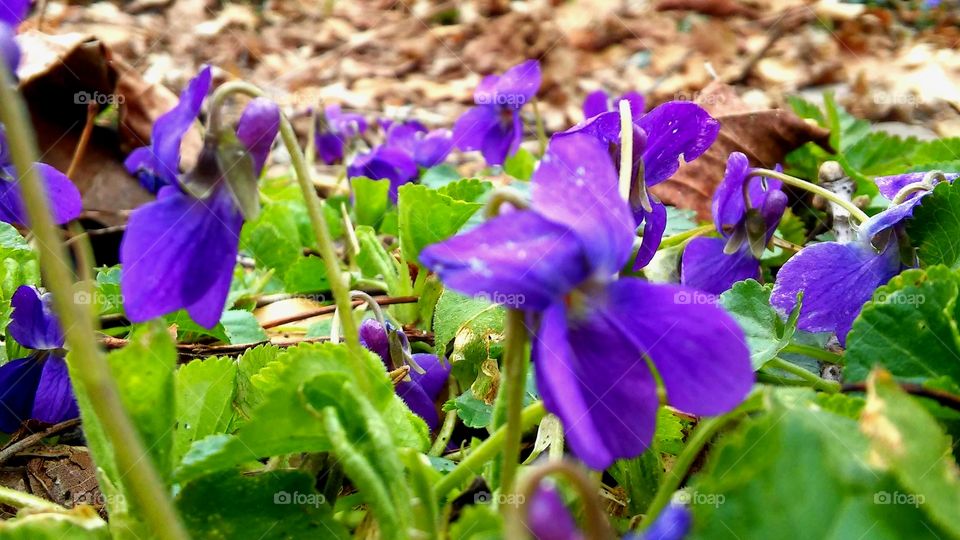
[31,356,78,425]
[633,199,667,270]
[120,186,242,328]
[534,298,660,470]
[603,278,754,416]
[532,133,635,276]
[638,101,719,186]
[420,210,590,311]
[493,59,541,110]
[9,285,64,350]
[681,238,760,295]
[0,357,42,432]
[125,66,212,193]
[236,97,280,176]
[770,239,901,343]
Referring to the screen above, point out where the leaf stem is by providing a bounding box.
[750,168,869,224]
[429,377,460,456]
[657,224,715,250]
[0,67,189,539]
[208,81,372,393]
[765,357,840,393]
[434,401,546,499]
[781,342,844,364]
[642,396,761,527]
[496,310,530,500]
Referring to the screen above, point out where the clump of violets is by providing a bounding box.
[559,92,719,269]
[0,124,82,225]
[347,120,453,201]
[452,59,541,166]
[315,104,367,165]
[121,66,280,328]
[527,484,691,540]
[421,133,752,469]
[682,152,787,295]
[0,0,27,72]
[0,286,78,432]
[358,319,451,430]
[771,170,957,343]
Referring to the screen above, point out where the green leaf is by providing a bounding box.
[663,206,698,236]
[92,265,124,317]
[909,138,960,165]
[355,225,402,293]
[233,344,280,424]
[433,290,505,385]
[176,470,348,539]
[283,256,329,294]
[436,178,493,202]
[397,184,482,264]
[175,356,237,461]
[444,391,492,429]
[0,508,109,539]
[845,266,960,384]
[448,503,503,540]
[165,310,229,343]
[690,388,950,540]
[352,177,390,227]
[719,280,798,369]
[906,181,960,269]
[0,222,39,332]
[420,164,463,190]
[863,370,960,539]
[241,203,302,277]
[503,147,536,181]
[221,310,268,345]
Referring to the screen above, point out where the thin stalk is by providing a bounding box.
[781,342,844,364]
[765,357,840,393]
[509,461,613,540]
[428,378,460,457]
[658,224,715,250]
[532,99,547,155]
[750,168,869,223]
[434,401,546,499]
[642,397,760,527]
[496,310,529,499]
[0,68,189,540]
[207,81,372,393]
[618,100,633,202]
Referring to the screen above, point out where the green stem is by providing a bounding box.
[532,99,547,155]
[429,378,460,457]
[642,397,760,526]
[0,485,65,512]
[208,81,372,393]
[657,224,715,250]
[765,357,840,393]
[495,310,529,499]
[0,68,189,539]
[434,401,546,499]
[781,342,844,364]
[510,461,613,540]
[750,168,869,224]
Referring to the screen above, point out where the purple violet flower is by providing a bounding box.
[120,67,280,328]
[582,89,645,120]
[358,319,451,430]
[681,152,787,295]
[0,286,78,432]
[384,120,454,169]
[627,504,692,540]
[558,96,719,270]
[452,59,541,166]
[0,0,27,72]
[347,145,419,202]
[421,133,752,469]
[0,124,82,225]
[769,171,955,343]
[315,104,367,165]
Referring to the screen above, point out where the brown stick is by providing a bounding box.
[0,419,82,465]
[260,295,419,329]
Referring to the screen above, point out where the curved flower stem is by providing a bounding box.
[750,168,869,224]
[495,310,530,500]
[434,401,546,499]
[509,460,614,540]
[209,81,371,393]
[0,69,189,540]
[765,357,840,393]
[781,342,844,364]
[428,377,460,457]
[891,171,946,204]
[642,395,762,527]
[657,224,715,250]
